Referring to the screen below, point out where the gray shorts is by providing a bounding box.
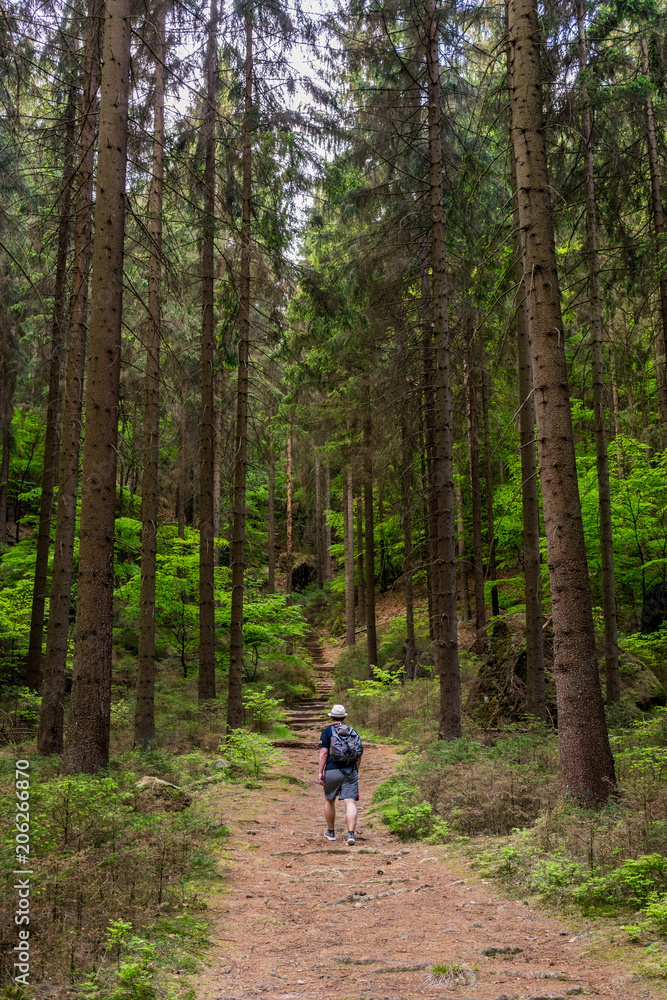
[324,767,359,801]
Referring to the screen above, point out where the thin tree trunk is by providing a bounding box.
[508,0,615,802]
[364,407,378,674]
[61,0,131,774]
[576,0,620,704]
[178,388,187,539]
[38,3,101,756]
[421,249,438,643]
[465,347,486,656]
[480,347,499,617]
[344,470,355,645]
[0,429,9,544]
[268,427,275,594]
[315,455,323,589]
[134,4,165,750]
[324,464,332,581]
[425,0,460,738]
[213,365,223,565]
[356,491,365,622]
[286,433,292,605]
[25,92,76,692]
[640,36,667,427]
[378,485,388,592]
[510,136,546,721]
[227,5,253,730]
[455,473,470,622]
[401,391,416,679]
[198,0,218,703]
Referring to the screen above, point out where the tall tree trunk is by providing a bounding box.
[455,473,470,622]
[344,470,355,645]
[286,433,292,605]
[465,347,486,655]
[364,407,378,674]
[401,391,416,679]
[0,428,9,544]
[134,4,165,750]
[421,249,438,643]
[640,36,667,427]
[508,0,615,802]
[213,365,223,564]
[378,485,388,592]
[576,0,620,704]
[480,348,499,617]
[315,455,323,589]
[426,0,460,738]
[178,388,187,539]
[38,3,101,756]
[356,491,365,622]
[198,0,218,702]
[61,0,131,774]
[510,144,546,721]
[25,92,76,692]
[227,5,253,730]
[324,463,332,581]
[268,428,275,593]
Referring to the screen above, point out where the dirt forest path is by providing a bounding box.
[193,622,660,1000]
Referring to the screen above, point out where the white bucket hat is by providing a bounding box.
[329,703,347,718]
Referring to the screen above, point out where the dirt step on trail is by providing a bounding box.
[286,632,337,734]
[194,745,658,1000]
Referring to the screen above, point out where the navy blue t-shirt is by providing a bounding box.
[319,723,362,771]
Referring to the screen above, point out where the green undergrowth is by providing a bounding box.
[373,709,667,954]
[0,748,231,997]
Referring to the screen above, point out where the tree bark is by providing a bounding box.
[480,348,499,617]
[508,0,615,801]
[465,347,486,656]
[364,407,378,674]
[213,364,223,564]
[198,0,218,703]
[134,4,165,750]
[421,249,438,642]
[286,433,292,605]
[268,429,275,594]
[227,4,253,730]
[344,470,355,645]
[324,463,332,581]
[401,389,416,679]
[25,93,76,692]
[60,0,131,774]
[0,429,9,545]
[576,0,620,704]
[640,36,667,427]
[455,473,470,622]
[38,5,101,756]
[356,491,365,622]
[425,0,460,739]
[315,455,323,589]
[510,150,546,720]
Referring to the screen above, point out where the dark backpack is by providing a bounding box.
[329,723,363,765]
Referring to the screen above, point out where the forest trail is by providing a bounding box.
[194,752,659,1000]
[193,597,657,1000]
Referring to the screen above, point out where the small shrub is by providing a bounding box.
[242,685,287,732]
[221,729,287,777]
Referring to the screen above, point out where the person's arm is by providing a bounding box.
[318,747,328,786]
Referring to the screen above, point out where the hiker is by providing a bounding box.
[318,704,363,846]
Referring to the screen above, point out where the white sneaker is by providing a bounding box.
[324,829,336,841]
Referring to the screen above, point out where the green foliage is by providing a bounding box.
[220,729,287,777]
[242,685,287,731]
[350,663,403,697]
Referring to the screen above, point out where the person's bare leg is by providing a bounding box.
[344,798,357,832]
[324,797,336,830]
